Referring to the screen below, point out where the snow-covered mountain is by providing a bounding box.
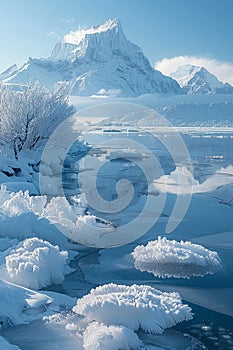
[170,64,233,94]
[155,101,233,126]
[91,93,233,127]
[2,19,181,97]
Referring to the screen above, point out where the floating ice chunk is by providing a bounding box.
[83,322,142,350]
[106,148,147,161]
[5,238,72,289]
[73,283,193,334]
[0,335,21,349]
[132,236,222,279]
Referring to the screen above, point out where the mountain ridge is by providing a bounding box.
[1,19,181,97]
[0,64,18,81]
[171,64,233,94]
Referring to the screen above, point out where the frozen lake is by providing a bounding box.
[77,128,233,349]
[2,127,233,350]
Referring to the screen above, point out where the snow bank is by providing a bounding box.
[0,151,39,184]
[5,238,72,289]
[73,283,192,334]
[43,196,115,246]
[0,185,46,217]
[132,236,222,278]
[0,336,21,350]
[0,185,69,245]
[83,322,142,350]
[0,186,109,246]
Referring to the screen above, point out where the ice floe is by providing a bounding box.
[132,236,222,278]
[73,283,193,334]
[3,238,72,289]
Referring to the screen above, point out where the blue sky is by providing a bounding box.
[0,0,233,77]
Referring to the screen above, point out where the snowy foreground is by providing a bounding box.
[0,187,229,349]
[0,278,193,349]
[0,124,233,349]
[0,184,199,350]
[0,184,209,349]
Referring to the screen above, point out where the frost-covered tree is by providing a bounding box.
[0,82,75,158]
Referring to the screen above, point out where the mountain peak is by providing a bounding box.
[50,18,126,61]
[3,19,181,97]
[63,18,121,46]
[171,64,202,87]
[171,64,233,94]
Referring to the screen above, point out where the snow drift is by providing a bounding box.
[0,152,37,185]
[73,283,193,334]
[0,185,113,247]
[0,186,46,217]
[43,196,115,247]
[5,238,72,289]
[132,236,222,278]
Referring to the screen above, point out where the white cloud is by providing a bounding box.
[155,55,233,85]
